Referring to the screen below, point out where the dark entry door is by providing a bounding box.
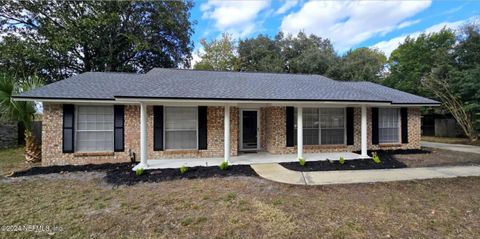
[242,110,258,150]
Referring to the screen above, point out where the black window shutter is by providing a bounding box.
[372,107,379,145]
[62,104,75,153]
[198,106,208,150]
[286,107,294,147]
[346,107,354,145]
[153,106,164,151]
[401,108,409,144]
[114,105,125,152]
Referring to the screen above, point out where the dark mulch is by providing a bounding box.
[10,163,133,177]
[282,152,409,172]
[9,162,258,186]
[104,164,257,186]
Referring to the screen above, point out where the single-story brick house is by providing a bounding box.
[14,68,439,168]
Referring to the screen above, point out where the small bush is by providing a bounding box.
[135,167,144,176]
[339,156,345,165]
[371,152,381,164]
[298,157,306,166]
[180,166,188,174]
[219,161,229,170]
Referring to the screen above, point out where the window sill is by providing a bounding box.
[74,152,115,157]
[378,143,403,148]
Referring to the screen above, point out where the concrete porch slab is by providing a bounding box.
[132,151,366,171]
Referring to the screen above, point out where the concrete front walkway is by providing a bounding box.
[251,164,480,185]
[421,141,480,154]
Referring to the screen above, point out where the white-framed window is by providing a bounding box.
[379,108,400,144]
[294,108,346,145]
[75,106,114,152]
[164,107,198,150]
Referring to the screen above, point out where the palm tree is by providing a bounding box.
[0,75,44,163]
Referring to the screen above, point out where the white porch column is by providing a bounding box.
[297,107,303,159]
[224,105,230,162]
[361,105,368,157]
[140,102,148,167]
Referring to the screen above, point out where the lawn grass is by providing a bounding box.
[1,176,480,238]
[0,147,35,176]
[422,136,480,146]
[1,148,480,238]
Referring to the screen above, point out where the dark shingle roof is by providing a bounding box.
[16,68,439,105]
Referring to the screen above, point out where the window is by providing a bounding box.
[379,108,400,144]
[75,106,114,152]
[294,108,345,145]
[319,108,345,145]
[164,107,198,150]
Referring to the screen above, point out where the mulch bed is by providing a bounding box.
[280,149,428,172]
[104,164,257,186]
[9,163,258,186]
[281,158,407,172]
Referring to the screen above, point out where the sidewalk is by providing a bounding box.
[421,141,480,154]
[250,163,480,185]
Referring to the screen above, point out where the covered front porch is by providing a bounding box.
[133,151,367,170]
[131,101,373,171]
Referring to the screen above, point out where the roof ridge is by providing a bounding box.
[149,67,335,79]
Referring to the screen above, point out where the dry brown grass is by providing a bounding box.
[0,147,40,176]
[1,174,480,238]
[392,147,480,168]
[422,136,480,146]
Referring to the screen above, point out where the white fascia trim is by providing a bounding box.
[114,97,393,106]
[13,97,440,107]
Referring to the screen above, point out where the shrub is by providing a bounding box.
[135,167,144,176]
[298,157,306,166]
[219,161,229,170]
[339,156,345,165]
[180,166,188,174]
[372,152,381,164]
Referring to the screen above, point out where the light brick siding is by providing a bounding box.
[42,104,133,166]
[42,104,239,166]
[261,107,421,154]
[42,104,421,166]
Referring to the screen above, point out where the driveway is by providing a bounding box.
[421,141,480,154]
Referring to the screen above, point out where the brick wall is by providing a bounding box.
[262,107,421,154]
[42,104,421,166]
[42,104,239,166]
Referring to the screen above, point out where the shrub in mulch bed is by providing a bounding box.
[281,157,407,172]
[104,165,258,186]
[9,162,258,186]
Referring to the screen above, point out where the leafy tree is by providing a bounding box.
[276,32,339,75]
[451,22,480,114]
[384,29,456,96]
[194,33,239,71]
[419,22,480,142]
[0,75,43,162]
[0,1,195,82]
[333,48,387,82]
[238,34,283,73]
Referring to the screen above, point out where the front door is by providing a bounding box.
[241,110,259,150]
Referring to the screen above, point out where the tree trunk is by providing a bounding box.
[24,129,41,163]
